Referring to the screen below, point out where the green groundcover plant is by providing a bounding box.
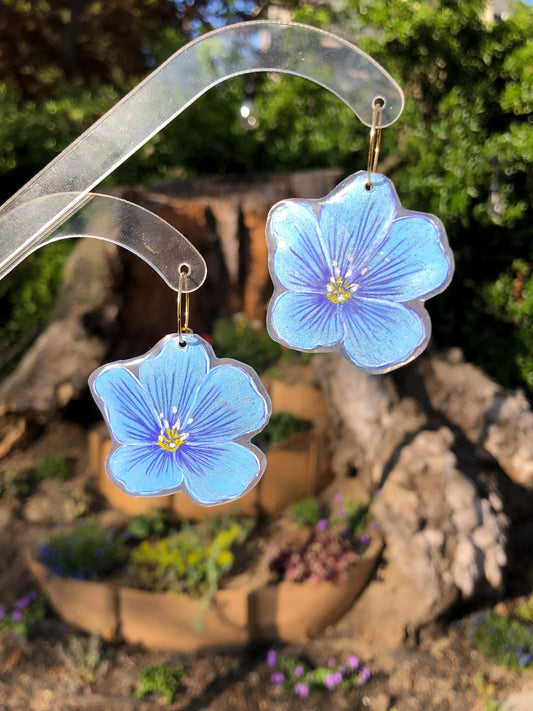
[136,664,184,705]
[468,610,533,672]
[265,649,371,697]
[0,590,46,637]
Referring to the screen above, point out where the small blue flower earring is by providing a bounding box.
[89,268,271,504]
[266,103,454,374]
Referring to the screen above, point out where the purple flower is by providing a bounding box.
[371,520,379,529]
[347,655,359,670]
[359,667,371,684]
[333,672,343,684]
[294,665,304,678]
[266,649,277,668]
[0,605,5,621]
[360,533,370,545]
[328,657,337,666]
[315,519,328,531]
[324,673,338,690]
[294,682,309,698]
[28,591,38,602]
[271,671,285,686]
[11,609,23,621]
[334,493,344,502]
[14,596,30,610]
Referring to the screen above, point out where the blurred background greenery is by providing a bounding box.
[1,0,532,392]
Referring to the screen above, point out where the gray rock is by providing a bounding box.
[314,351,512,633]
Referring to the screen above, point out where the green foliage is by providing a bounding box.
[0,82,120,200]
[0,469,32,499]
[515,592,533,624]
[0,240,74,371]
[0,591,46,637]
[483,260,533,390]
[212,315,283,373]
[253,412,311,451]
[290,497,323,528]
[39,519,127,580]
[56,633,109,690]
[32,453,73,483]
[136,664,184,705]
[473,673,504,711]
[345,0,533,391]
[470,611,533,672]
[341,498,372,540]
[0,454,72,499]
[4,0,533,395]
[268,650,370,694]
[127,508,177,541]
[130,516,254,598]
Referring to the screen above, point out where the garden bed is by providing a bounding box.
[27,496,382,651]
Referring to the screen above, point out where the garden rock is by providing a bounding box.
[24,479,91,524]
[314,350,519,637]
[373,428,506,613]
[418,349,533,488]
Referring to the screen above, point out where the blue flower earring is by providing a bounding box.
[89,269,271,504]
[266,103,454,374]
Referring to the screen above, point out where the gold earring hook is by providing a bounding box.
[366,101,383,189]
[177,268,192,345]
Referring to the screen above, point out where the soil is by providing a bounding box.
[0,419,531,711]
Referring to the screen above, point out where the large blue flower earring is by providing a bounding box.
[89,269,271,505]
[266,104,454,374]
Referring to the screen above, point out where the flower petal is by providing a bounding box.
[356,215,453,301]
[177,442,263,505]
[186,364,269,443]
[318,173,397,276]
[341,297,427,371]
[92,366,160,444]
[268,291,343,351]
[139,334,209,425]
[268,202,329,291]
[109,444,183,496]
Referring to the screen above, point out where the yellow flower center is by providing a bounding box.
[326,276,355,304]
[158,426,186,452]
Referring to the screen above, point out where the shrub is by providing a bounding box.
[39,519,126,580]
[130,517,254,598]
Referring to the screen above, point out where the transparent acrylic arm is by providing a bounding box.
[0,20,404,291]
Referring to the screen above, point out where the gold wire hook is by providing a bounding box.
[177,267,192,345]
[366,101,383,189]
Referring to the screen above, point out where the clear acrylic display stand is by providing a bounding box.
[0,20,404,291]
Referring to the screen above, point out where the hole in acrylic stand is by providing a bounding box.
[373,96,386,109]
